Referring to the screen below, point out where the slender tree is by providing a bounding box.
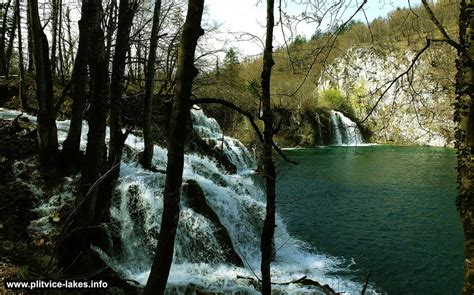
[27,6,33,73]
[64,6,74,74]
[105,0,117,69]
[57,0,110,271]
[455,1,474,293]
[98,0,139,223]
[57,0,65,83]
[109,0,138,164]
[260,0,277,293]
[5,0,18,77]
[0,0,11,76]
[144,0,205,293]
[420,0,474,292]
[61,9,89,172]
[74,0,109,232]
[50,0,59,76]
[16,0,27,111]
[28,0,58,172]
[140,0,162,169]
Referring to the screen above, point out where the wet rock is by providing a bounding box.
[188,131,238,174]
[184,180,243,267]
[124,184,157,257]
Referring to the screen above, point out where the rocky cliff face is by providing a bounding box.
[318,47,455,147]
[273,108,370,147]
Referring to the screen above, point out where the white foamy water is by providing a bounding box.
[330,110,364,146]
[1,107,376,294]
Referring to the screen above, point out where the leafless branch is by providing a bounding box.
[360,39,431,124]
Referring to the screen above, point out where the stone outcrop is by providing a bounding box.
[184,179,243,267]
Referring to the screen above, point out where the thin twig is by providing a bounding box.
[360,39,431,124]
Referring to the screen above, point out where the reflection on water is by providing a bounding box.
[277,145,464,294]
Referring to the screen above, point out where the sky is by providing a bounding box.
[203,0,422,57]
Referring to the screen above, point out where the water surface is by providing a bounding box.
[276,145,464,294]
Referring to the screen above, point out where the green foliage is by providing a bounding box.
[319,88,345,108]
[223,48,239,72]
[291,35,306,47]
[319,88,355,116]
[332,19,364,34]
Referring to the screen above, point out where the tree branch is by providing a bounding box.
[191,97,264,143]
[421,0,463,52]
[360,39,431,124]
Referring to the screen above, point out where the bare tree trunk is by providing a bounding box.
[456,1,474,293]
[140,0,162,169]
[57,0,65,84]
[61,16,88,173]
[109,0,136,165]
[105,0,117,69]
[50,0,59,77]
[0,0,11,76]
[28,0,58,172]
[57,0,110,273]
[5,0,17,77]
[27,7,33,73]
[16,0,27,111]
[78,0,109,224]
[260,0,276,294]
[143,0,205,293]
[98,0,138,223]
[64,6,73,74]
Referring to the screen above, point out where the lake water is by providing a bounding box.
[276,145,464,294]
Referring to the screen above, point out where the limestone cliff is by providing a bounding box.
[318,47,455,147]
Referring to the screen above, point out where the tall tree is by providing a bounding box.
[16,0,27,111]
[140,0,162,169]
[61,7,89,172]
[99,0,138,224]
[455,1,474,293]
[57,0,110,271]
[57,0,65,83]
[143,0,205,293]
[260,0,277,294]
[27,6,34,73]
[4,0,18,77]
[28,0,58,172]
[105,0,117,68]
[0,0,11,76]
[50,0,59,76]
[109,0,138,165]
[420,0,474,292]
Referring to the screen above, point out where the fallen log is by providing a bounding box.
[236,275,341,294]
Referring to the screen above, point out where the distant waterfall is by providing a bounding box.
[330,110,364,146]
[315,113,324,145]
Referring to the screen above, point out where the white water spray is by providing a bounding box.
[330,110,364,146]
[0,107,374,294]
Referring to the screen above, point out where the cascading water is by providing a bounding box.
[315,113,323,146]
[0,107,372,294]
[191,109,256,172]
[330,110,364,146]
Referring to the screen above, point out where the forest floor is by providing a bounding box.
[0,116,57,294]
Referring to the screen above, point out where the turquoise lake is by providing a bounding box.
[276,145,464,294]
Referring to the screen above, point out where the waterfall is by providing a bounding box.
[315,112,323,145]
[191,109,256,173]
[0,107,368,294]
[330,110,364,146]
